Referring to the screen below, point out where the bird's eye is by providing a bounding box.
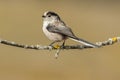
[48,15,51,17]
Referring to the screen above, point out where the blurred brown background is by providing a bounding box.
[0,0,120,80]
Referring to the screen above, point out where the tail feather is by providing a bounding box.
[70,36,98,48]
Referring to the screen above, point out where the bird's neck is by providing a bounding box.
[43,19,59,27]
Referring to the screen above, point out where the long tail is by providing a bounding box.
[69,36,99,48]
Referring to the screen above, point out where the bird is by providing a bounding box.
[42,11,98,48]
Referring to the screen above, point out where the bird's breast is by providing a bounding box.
[42,21,66,41]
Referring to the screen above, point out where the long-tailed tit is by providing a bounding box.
[42,11,98,48]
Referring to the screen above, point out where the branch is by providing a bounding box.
[0,37,120,58]
[0,37,120,50]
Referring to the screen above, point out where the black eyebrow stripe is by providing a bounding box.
[47,11,58,16]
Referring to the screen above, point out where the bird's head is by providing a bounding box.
[42,11,60,22]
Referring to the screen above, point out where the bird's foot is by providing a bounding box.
[53,44,61,49]
[53,44,65,59]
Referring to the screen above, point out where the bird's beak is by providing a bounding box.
[42,15,45,18]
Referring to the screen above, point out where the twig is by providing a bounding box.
[0,37,120,50]
[0,37,120,58]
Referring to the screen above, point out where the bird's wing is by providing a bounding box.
[46,24,75,37]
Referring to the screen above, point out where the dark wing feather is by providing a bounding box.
[46,24,75,37]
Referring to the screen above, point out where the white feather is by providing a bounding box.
[70,38,97,48]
